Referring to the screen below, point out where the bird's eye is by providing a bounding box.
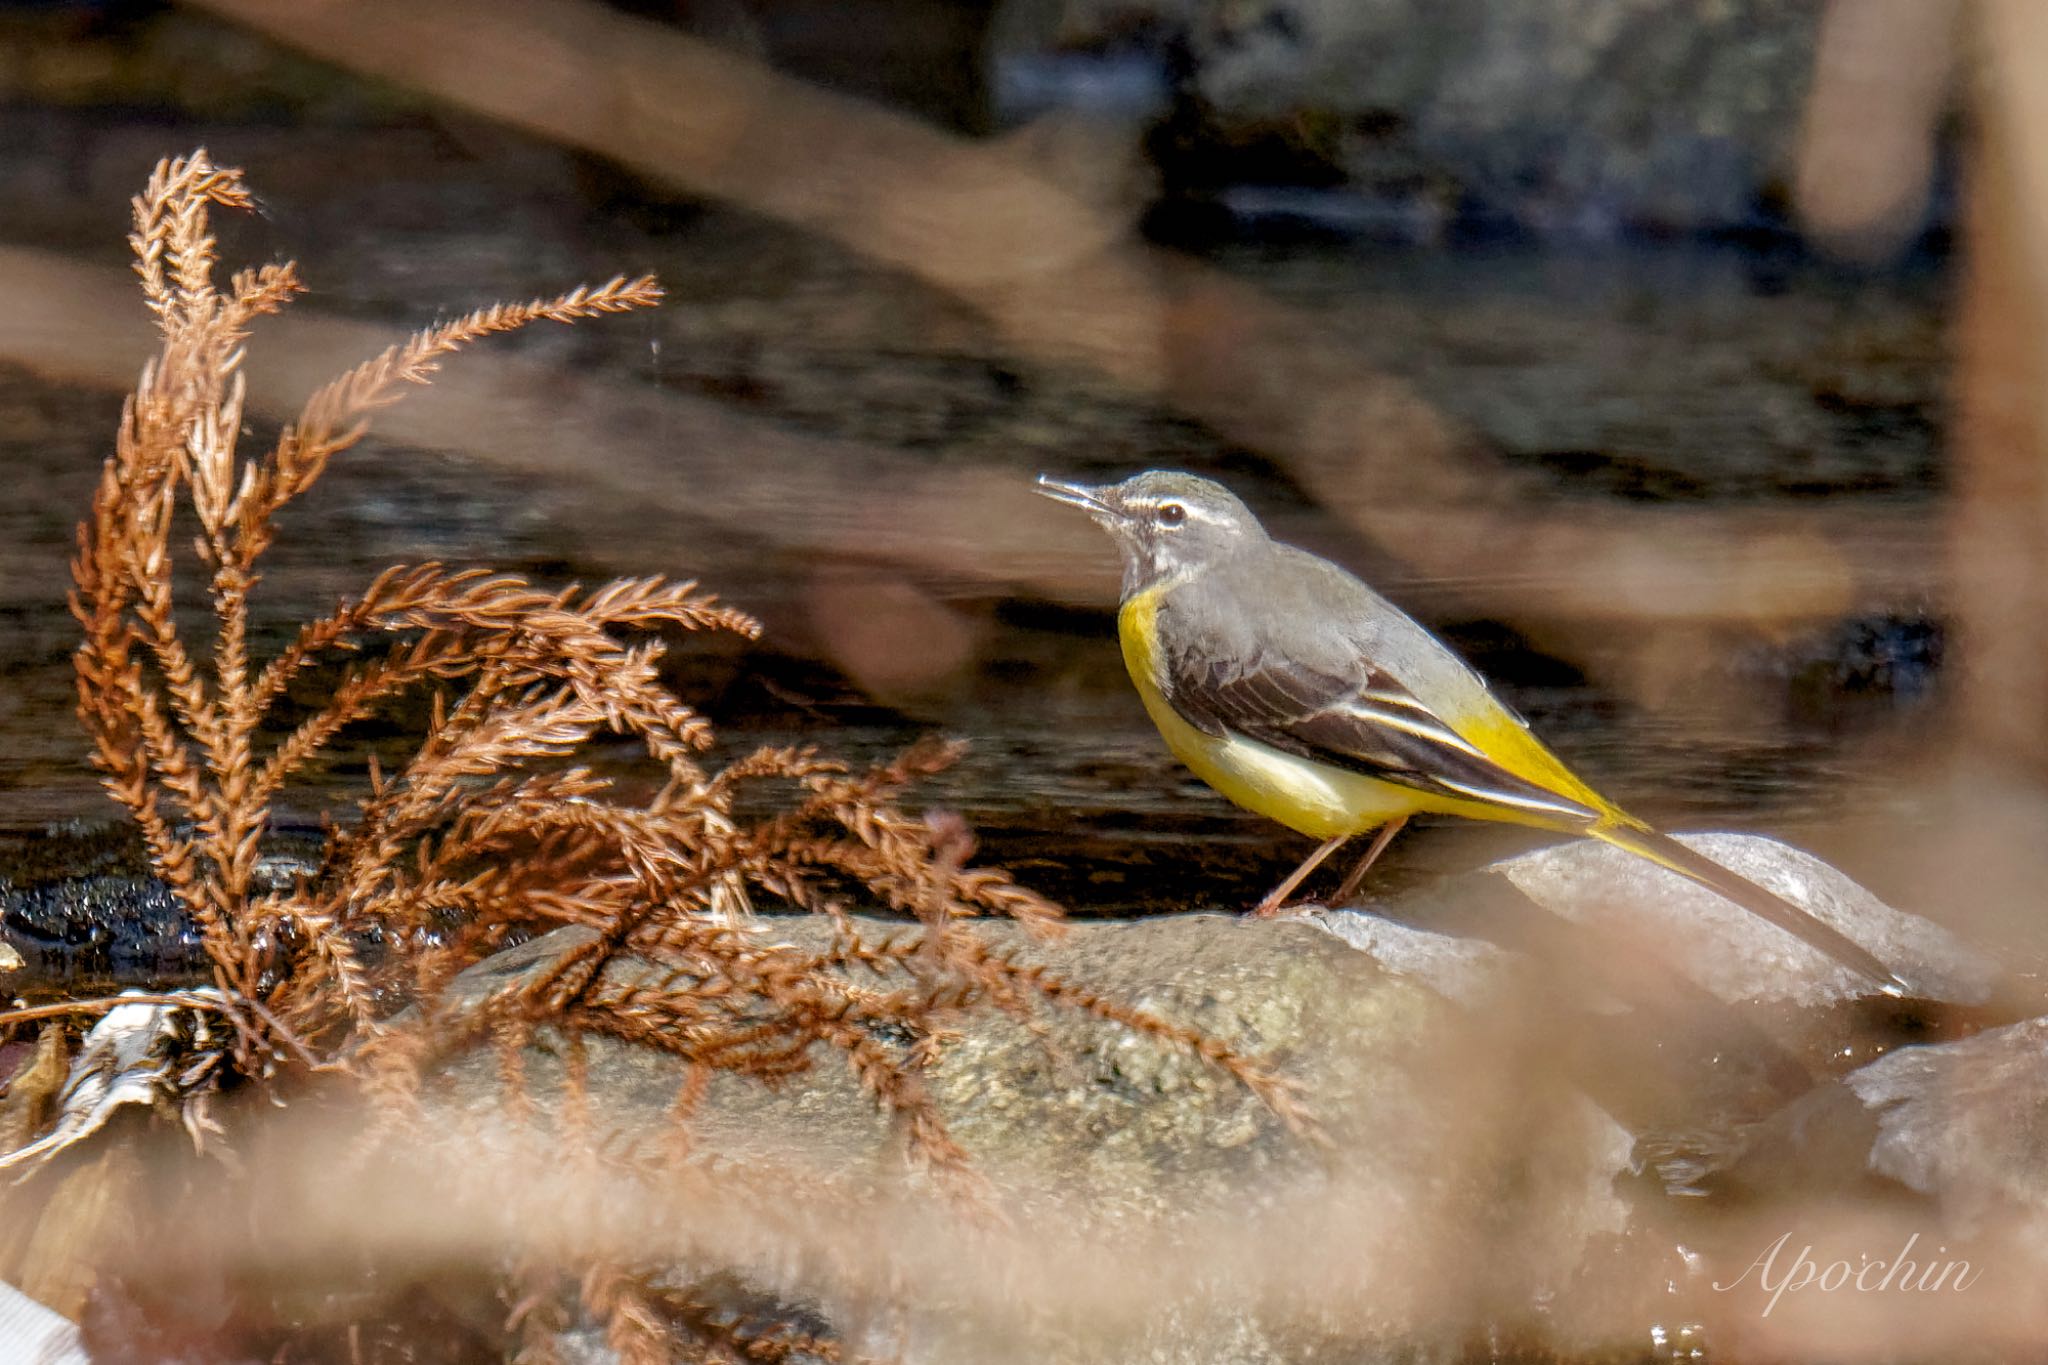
[1156,502,1187,528]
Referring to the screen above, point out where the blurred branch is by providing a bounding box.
[178,0,1936,631]
[1953,0,2048,774]
[0,242,1117,605]
[1793,0,1960,263]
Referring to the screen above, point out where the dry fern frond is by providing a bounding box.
[10,149,1312,1362]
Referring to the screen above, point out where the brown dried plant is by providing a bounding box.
[7,150,1307,1355]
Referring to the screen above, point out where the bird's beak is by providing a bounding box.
[1034,475,1118,517]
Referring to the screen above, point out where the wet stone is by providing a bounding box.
[0,875,204,1000]
[1848,1017,2048,1242]
[0,826,322,999]
[400,914,1636,1363]
[1313,833,2014,1201]
[1487,832,2000,1008]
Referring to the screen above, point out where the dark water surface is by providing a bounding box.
[0,117,1949,914]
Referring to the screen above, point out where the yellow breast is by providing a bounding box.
[1117,588,1425,839]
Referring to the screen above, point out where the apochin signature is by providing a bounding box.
[1714,1231,1983,1317]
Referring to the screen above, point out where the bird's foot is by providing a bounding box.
[1248,896,1318,920]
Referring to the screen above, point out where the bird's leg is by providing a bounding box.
[1329,816,1408,907]
[1250,834,1349,918]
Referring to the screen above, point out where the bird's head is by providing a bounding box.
[1035,470,1266,595]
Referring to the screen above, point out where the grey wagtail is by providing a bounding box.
[1036,469,1904,994]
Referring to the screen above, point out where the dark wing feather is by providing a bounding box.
[1161,642,1600,827]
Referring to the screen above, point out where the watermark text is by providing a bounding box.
[1714,1232,1982,1317]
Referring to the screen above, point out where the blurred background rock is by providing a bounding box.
[1008,0,1827,239]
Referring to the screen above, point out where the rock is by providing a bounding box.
[1309,906,1519,1011]
[1490,832,1999,1008]
[1314,837,2008,1198]
[0,876,205,998]
[1689,1014,2048,1355]
[382,913,1634,1362]
[1030,0,1831,235]
[0,826,202,999]
[1848,1016,2048,1246]
[18,835,1998,1356]
[0,827,316,998]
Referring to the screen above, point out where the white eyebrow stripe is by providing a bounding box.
[1139,500,1225,525]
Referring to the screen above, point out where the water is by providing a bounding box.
[0,117,1948,917]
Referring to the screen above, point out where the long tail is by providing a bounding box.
[1592,820,1907,996]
